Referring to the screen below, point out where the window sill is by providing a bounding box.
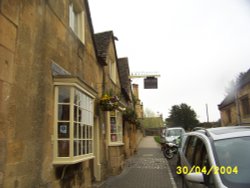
[53,154,94,165]
[108,142,124,147]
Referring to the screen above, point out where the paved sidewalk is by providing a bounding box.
[99,136,176,188]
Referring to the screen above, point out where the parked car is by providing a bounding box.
[179,125,250,188]
[163,127,185,143]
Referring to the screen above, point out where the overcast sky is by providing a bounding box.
[89,0,250,122]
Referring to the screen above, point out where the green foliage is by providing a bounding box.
[154,136,161,144]
[99,94,119,111]
[139,117,164,128]
[123,108,137,123]
[167,103,199,130]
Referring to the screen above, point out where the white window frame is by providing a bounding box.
[69,3,85,44]
[109,60,117,83]
[53,81,95,165]
[108,110,124,146]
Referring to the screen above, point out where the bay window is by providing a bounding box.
[53,80,95,164]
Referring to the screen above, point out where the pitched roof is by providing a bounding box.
[94,31,114,65]
[238,68,250,89]
[84,0,102,66]
[218,68,250,109]
[117,57,132,101]
[218,93,235,109]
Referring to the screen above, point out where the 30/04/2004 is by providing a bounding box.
[176,165,238,175]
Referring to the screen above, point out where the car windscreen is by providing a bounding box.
[213,136,250,188]
[166,129,183,137]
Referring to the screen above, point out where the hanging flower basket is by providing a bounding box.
[123,108,137,124]
[100,94,119,111]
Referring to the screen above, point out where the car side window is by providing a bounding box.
[200,144,215,188]
[193,138,204,166]
[185,136,197,166]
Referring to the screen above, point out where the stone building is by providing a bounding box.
[1,0,142,187]
[139,117,164,136]
[0,0,126,187]
[117,57,138,159]
[94,31,126,176]
[218,68,250,126]
[132,84,144,119]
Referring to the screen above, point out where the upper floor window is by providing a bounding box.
[69,2,85,44]
[109,60,117,83]
[241,96,250,117]
[53,81,95,164]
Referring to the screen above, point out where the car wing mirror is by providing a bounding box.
[185,173,204,184]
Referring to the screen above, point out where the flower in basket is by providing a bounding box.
[100,94,119,111]
[123,108,137,123]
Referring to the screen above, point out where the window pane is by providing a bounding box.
[89,126,92,139]
[86,126,89,138]
[81,140,85,155]
[83,141,87,154]
[78,125,83,139]
[74,140,78,156]
[86,140,89,154]
[111,134,117,142]
[82,109,86,124]
[74,123,78,138]
[74,90,80,105]
[78,108,82,122]
[86,126,89,139]
[69,4,75,31]
[58,123,70,138]
[74,105,78,122]
[89,141,92,153]
[58,140,69,157]
[111,117,116,133]
[58,104,70,120]
[59,87,70,103]
[82,125,85,139]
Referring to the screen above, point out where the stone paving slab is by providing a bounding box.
[98,136,176,188]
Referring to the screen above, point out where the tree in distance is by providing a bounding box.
[166,103,199,130]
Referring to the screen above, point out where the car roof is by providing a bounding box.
[192,125,250,141]
[166,127,184,130]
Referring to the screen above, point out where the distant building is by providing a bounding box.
[139,116,164,136]
[218,68,250,126]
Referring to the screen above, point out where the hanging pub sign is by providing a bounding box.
[144,76,158,89]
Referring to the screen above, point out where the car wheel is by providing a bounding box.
[163,148,174,159]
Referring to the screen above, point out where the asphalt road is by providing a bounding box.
[166,153,183,188]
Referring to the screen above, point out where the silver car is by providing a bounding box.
[179,125,250,188]
[163,127,185,143]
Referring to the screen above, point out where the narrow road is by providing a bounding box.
[99,136,177,188]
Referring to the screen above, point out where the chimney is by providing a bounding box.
[132,84,139,99]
